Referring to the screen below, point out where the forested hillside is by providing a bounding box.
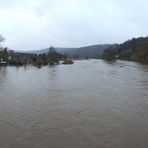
[103,37,148,63]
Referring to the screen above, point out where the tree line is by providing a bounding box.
[102,37,148,64]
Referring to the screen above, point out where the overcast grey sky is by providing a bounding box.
[0,0,148,50]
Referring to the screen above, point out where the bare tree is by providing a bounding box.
[0,35,5,43]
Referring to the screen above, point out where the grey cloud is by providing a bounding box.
[0,0,148,50]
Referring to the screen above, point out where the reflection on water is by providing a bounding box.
[0,60,148,148]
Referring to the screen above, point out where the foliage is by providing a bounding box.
[35,58,45,66]
[102,48,118,61]
[102,37,148,64]
[0,48,8,62]
[0,35,5,43]
[47,47,60,63]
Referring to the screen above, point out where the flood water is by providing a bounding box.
[0,59,148,148]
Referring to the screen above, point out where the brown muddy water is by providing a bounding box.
[0,59,148,148]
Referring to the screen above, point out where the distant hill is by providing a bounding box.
[25,44,114,58]
[57,44,114,58]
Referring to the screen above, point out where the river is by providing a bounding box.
[0,59,148,148]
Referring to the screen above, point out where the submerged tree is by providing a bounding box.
[47,46,60,64]
[0,35,8,62]
[102,48,118,61]
[0,35,5,44]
